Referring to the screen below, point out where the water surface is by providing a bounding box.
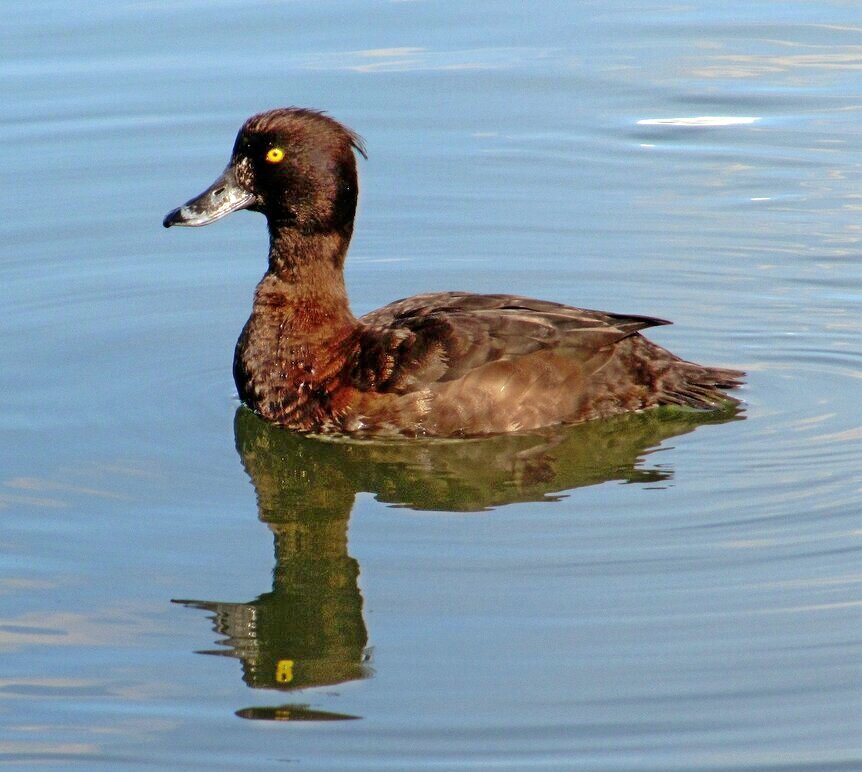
[1,1,860,768]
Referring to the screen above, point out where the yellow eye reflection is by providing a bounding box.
[265,147,285,164]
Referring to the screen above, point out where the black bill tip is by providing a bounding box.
[163,207,183,228]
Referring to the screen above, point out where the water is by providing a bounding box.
[2,1,860,768]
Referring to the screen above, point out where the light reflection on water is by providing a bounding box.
[1,0,861,768]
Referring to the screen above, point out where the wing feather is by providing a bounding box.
[353,292,668,394]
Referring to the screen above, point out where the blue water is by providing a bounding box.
[1,1,860,768]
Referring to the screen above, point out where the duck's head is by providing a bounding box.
[163,108,366,235]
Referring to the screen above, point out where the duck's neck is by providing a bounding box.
[255,225,356,333]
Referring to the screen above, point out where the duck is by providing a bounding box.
[164,108,743,437]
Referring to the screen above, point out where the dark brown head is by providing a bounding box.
[163,108,366,236]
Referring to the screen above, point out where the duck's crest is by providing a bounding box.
[243,107,368,159]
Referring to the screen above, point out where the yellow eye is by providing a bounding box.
[265,147,285,164]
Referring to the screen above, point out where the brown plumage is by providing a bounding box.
[164,108,743,437]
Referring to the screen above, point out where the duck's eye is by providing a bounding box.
[265,147,285,164]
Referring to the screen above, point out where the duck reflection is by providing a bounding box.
[176,404,740,719]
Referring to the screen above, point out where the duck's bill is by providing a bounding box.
[163,166,255,228]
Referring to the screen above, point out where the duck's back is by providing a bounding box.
[343,292,742,436]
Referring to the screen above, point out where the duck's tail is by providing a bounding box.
[655,359,745,410]
[620,330,744,410]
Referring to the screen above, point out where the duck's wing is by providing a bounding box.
[353,292,670,394]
